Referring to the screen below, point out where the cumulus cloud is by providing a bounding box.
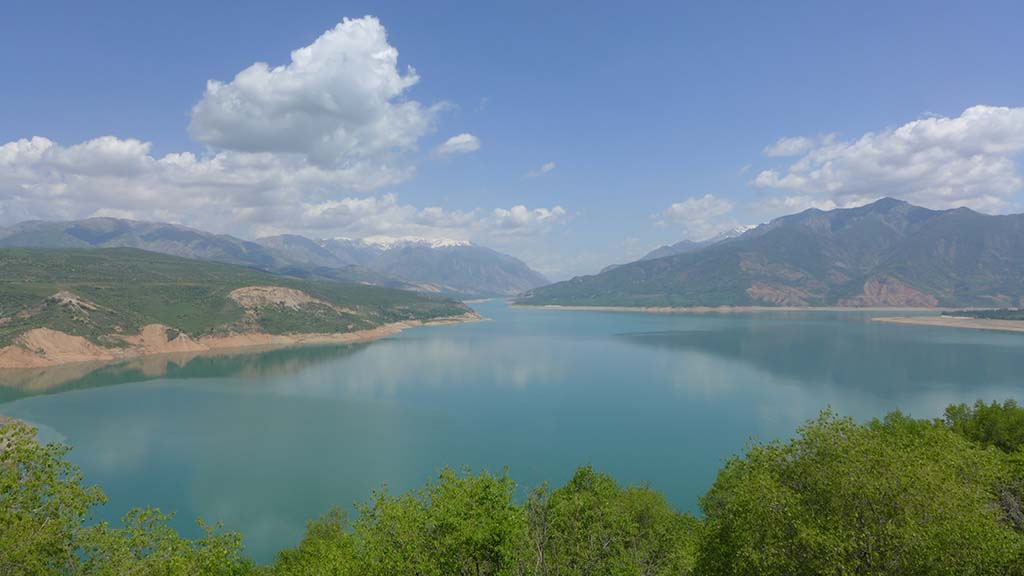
[289,195,570,241]
[0,135,408,230]
[0,135,570,244]
[763,136,818,157]
[433,133,481,157]
[755,194,840,216]
[488,205,569,236]
[753,105,1024,211]
[188,16,438,168]
[653,194,738,240]
[526,161,556,178]
[0,16,577,273]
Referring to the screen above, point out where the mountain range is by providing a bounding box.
[0,218,548,297]
[599,226,755,274]
[257,234,548,297]
[518,198,1024,308]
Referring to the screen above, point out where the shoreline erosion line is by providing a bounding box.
[0,312,482,370]
[512,303,1023,334]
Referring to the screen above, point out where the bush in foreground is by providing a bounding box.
[2,400,1023,575]
[698,411,1024,575]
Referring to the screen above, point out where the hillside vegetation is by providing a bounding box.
[2,399,1023,574]
[943,308,1024,321]
[0,248,472,349]
[519,198,1024,308]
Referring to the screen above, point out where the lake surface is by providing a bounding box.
[1,301,1022,561]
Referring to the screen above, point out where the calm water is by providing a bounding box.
[1,301,1022,561]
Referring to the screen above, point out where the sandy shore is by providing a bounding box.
[0,312,482,370]
[872,316,1024,334]
[511,303,952,314]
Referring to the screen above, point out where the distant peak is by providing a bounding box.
[700,224,757,242]
[862,197,909,210]
[335,235,473,249]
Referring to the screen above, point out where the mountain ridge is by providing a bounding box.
[640,225,757,262]
[518,198,1024,308]
[0,218,548,297]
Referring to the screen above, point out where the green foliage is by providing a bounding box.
[0,421,253,576]
[945,399,1024,453]
[698,411,1024,575]
[0,248,470,346]
[5,400,1024,576]
[530,466,700,575]
[79,509,253,576]
[0,421,106,575]
[270,466,698,576]
[350,467,528,576]
[272,509,360,576]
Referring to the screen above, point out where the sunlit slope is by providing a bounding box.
[0,248,472,347]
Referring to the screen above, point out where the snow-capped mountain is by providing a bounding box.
[259,234,548,297]
[354,236,474,250]
[0,218,549,298]
[640,224,757,261]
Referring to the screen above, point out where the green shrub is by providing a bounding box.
[697,411,1024,575]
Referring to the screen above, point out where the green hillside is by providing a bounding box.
[0,248,471,347]
[519,198,1024,308]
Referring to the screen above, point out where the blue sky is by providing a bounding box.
[2,1,1023,278]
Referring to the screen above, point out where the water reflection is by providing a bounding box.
[0,343,372,402]
[619,319,1023,393]
[1,303,1021,562]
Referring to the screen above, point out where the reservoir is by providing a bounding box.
[1,300,1021,561]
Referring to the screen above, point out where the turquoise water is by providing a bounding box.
[1,301,1022,561]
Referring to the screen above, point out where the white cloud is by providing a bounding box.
[755,195,839,216]
[0,135,408,230]
[488,205,569,236]
[653,194,737,240]
[753,105,1024,212]
[288,196,571,245]
[188,16,438,168]
[526,161,556,178]
[0,135,570,245]
[0,16,576,273]
[763,136,817,157]
[433,133,481,157]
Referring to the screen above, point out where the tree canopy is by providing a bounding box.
[2,398,1023,575]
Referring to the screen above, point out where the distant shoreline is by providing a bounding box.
[0,312,482,370]
[510,303,955,314]
[872,316,1024,334]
